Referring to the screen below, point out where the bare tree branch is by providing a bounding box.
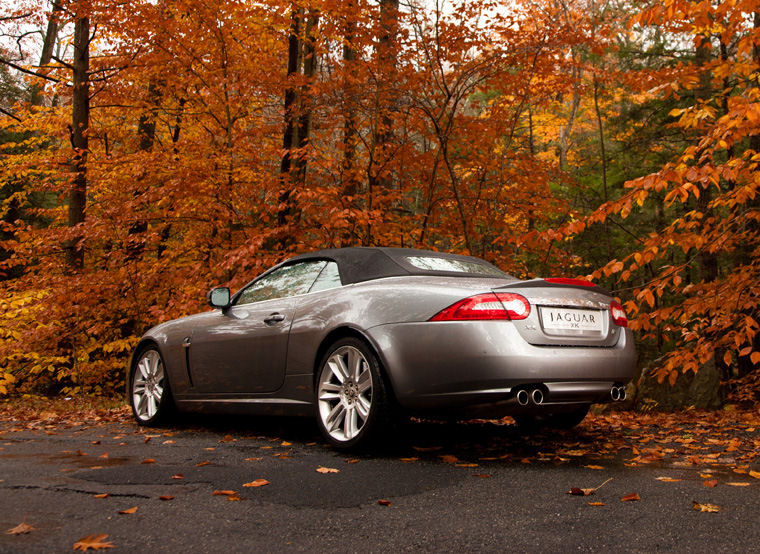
[0,106,22,122]
[0,57,62,83]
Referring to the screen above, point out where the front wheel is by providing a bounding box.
[315,338,392,449]
[129,346,174,426]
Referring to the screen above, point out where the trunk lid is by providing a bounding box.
[493,279,622,347]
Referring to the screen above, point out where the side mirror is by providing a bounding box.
[207,287,231,309]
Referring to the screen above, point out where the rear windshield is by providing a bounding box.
[405,256,506,277]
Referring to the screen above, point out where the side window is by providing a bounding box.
[309,261,342,293]
[235,261,327,305]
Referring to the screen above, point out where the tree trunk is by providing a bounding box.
[65,17,89,270]
[277,5,303,229]
[558,63,582,171]
[367,0,399,228]
[292,11,319,185]
[341,5,360,245]
[30,1,61,106]
[694,36,717,283]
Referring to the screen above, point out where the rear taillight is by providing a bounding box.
[610,301,628,327]
[430,293,531,321]
[544,277,595,287]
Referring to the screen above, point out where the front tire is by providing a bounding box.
[315,338,391,449]
[129,346,174,426]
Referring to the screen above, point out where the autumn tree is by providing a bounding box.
[547,0,760,404]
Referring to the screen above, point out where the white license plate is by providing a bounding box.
[540,307,603,333]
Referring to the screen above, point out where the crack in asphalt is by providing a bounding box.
[3,484,151,499]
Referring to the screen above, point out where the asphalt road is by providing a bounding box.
[0,413,758,553]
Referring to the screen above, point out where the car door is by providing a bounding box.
[187,261,328,395]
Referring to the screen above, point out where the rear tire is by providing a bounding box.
[129,346,175,427]
[315,337,393,450]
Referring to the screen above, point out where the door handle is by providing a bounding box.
[264,312,286,325]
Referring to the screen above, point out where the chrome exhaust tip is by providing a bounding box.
[610,386,620,401]
[531,388,544,405]
[618,386,627,402]
[516,389,529,406]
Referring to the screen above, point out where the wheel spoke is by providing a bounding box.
[326,403,346,432]
[319,383,341,401]
[347,349,361,381]
[134,393,147,417]
[356,395,371,420]
[148,351,159,375]
[147,394,157,418]
[345,406,357,439]
[357,370,371,394]
[138,359,150,380]
[328,359,347,383]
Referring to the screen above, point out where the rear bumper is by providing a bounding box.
[366,320,636,415]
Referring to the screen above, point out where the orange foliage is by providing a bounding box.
[548,0,760,400]
[0,0,591,394]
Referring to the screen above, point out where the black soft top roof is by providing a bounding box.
[287,247,509,285]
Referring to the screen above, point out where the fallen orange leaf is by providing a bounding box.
[587,502,605,507]
[440,455,459,463]
[726,482,750,487]
[212,490,237,496]
[98,453,108,459]
[703,479,718,488]
[749,470,760,479]
[655,477,681,482]
[195,461,210,467]
[316,466,339,474]
[345,459,359,464]
[567,477,612,496]
[692,501,720,513]
[171,474,184,479]
[455,463,479,468]
[378,499,392,506]
[399,457,418,463]
[141,458,155,464]
[621,493,640,502]
[5,522,34,535]
[245,457,263,462]
[585,465,605,470]
[73,533,114,551]
[473,474,491,479]
[159,495,174,501]
[243,479,270,487]
[118,506,138,515]
[93,493,109,499]
[227,495,242,501]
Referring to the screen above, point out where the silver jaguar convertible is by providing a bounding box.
[129,247,636,448]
